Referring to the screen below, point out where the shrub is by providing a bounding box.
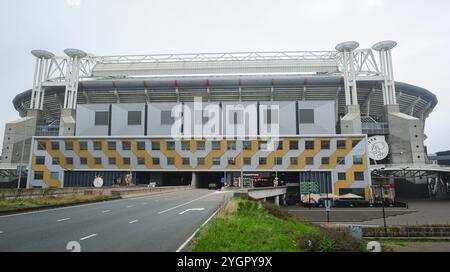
[297,228,365,252]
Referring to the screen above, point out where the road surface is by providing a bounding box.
[0,189,231,252]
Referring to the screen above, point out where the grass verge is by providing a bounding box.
[0,194,119,212]
[191,198,366,252]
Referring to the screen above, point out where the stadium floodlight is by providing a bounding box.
[64,48,87,58]
[372,41,397,51]
[335,41,359,52]
[31,49,55,59]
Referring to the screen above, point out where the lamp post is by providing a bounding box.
[375,168,388,237]
[400,166,410,209]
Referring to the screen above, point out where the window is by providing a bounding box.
[212,157,221,166]
[337,157,346,165]
[51,142,59,150]
[37,141,46,150]
[274,157,283,165]
[228,157,236,165]
[95,111,109,126]
[137,157,146,165]
[80,157,88,165]
[277,141,283,150]
[196,141,205,151]
[167,157,175,166]
[79,141,88,151]
[181,141,190,151]
[263,108,278,124]
[258,141,268,151]
[338,172,346,181]
[290,157,298,165]
[352,140,360,148]
[152,141,160,150]
[321,140,330,150]
[122,141,131,151]
[212,141,221,151]
[128,111,142,125]
[108,157,116,165]
[123,157,131,165]
[94,157,102,165]
[93,141,102,151]
[337,140,346,150]
[137,141,146,151]
[66,157,74,165]
[321,157,330,165]
[305,157,314,166]
[353,155,363,165]
[289,141,298,150]
[161,110,175,125]
[354,172,365,181]
[50,172,59,180]
[166,141,175,151]
[36,156,45,165]
[65,141,74,151]
[197,157,205,165]
[182,157,190,166]
[299,109,314,124]
[305,141,315,150]
[243,157,252,165]
[152,158,160,165]
[108,141,116,151]
[259,157,267,165]
[227,141,236,151]
[243,141,252,151]
[34,171,44,180]
[52,157,60,165]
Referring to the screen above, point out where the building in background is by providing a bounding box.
[1,41,447,201]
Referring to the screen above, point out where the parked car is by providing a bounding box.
[208,183,218,190]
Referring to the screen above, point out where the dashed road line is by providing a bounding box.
[80,234,97,241]
[127,205,134,208]
[102,210,111,213]
[129,219,139,224]
[56,218,71,222]
[158,192,216,215]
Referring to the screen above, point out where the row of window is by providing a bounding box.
[37,139,361,152]
[35,155,364,167]
[94,109,316,127]
[34,170,364,182]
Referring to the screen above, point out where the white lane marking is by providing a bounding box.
[129,219,139,224]
[57,218,71,222]
[176,205,222,252]
[127,205,134,208]
[0,231,4,234]
[80,234,97,241]
[158,192,217,215]
[102,210,111,213]
[179,208,205,215]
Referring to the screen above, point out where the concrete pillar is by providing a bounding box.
[59,108,76,136]
[341,104,362,134]
[191,172,197,188]
[274,195,280,206]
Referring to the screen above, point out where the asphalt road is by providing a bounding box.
[0,189,232,252]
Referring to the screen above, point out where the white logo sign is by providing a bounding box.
[367,136,389,161]
[93,176,104,188]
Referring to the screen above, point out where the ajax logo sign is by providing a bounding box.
[368,136,389,161]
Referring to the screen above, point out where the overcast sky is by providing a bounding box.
[0,0,449,153]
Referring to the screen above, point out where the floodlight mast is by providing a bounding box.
[30,50,55,110]
[335,41,360,106]
[372,41,398,105]
[63,48,87,109]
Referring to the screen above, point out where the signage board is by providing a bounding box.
[368,136,389,161]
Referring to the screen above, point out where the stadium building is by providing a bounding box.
[1,41,448,202]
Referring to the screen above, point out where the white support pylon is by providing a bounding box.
[335,41,360,106]
[372,41,398,105]
[63,48,87,109]
[30,50,55,110]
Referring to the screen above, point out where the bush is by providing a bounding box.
[262,201,296,220]
[297,228,365,252]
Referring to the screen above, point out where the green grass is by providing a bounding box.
[192,198,317,252]
[0,195,118,212]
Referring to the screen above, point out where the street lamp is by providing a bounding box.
[375,168,388,237]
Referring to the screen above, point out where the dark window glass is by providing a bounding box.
[36,156,45,165]
[259,157,267,165]
[182,158,190,165]
[66,157,74,165]
[338,172,346,181]
[128,111,142,125]
[321,157,330,165]
[152,158,160,165]
[95,111,109,126]
[152,141,160,150]
[37,141,46,150]
[197,157,205,165]
[305,157,314,165]
[80,157,88,165]
[137,157,146,165]
[108,141,116,151]
[93,141,102,151]
[166,141,175,151]
[123,157,131,165]
[352,140,360,148]
[305,141,315,150]
[354,172,365,181]
[181,141,190,151]
[228,157,236,165]
[34,171,44,180]
[274,157,283,165]
[122,141,131,151]
[289,141,298,150]
[353,155,363,165]
[243,141,252,151]
[65,141,74,151]
[108,157,116,165]
[79,142,88,151]
[52,157,60,165]
[321,140,330,150]
[243,157,252,165]
[212,141,221,151]
[137,141,146,151]
[196,141,205,151]
[167,157,175,165]
[212,157,220,165]
[290,157,298,165]
[299,109,314,124]
[337,140,346,150]
[337,157,346,165]
[227,141,236,150]
[94,157,102,165]
[258,141,267,150]
[51,142,60,150]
